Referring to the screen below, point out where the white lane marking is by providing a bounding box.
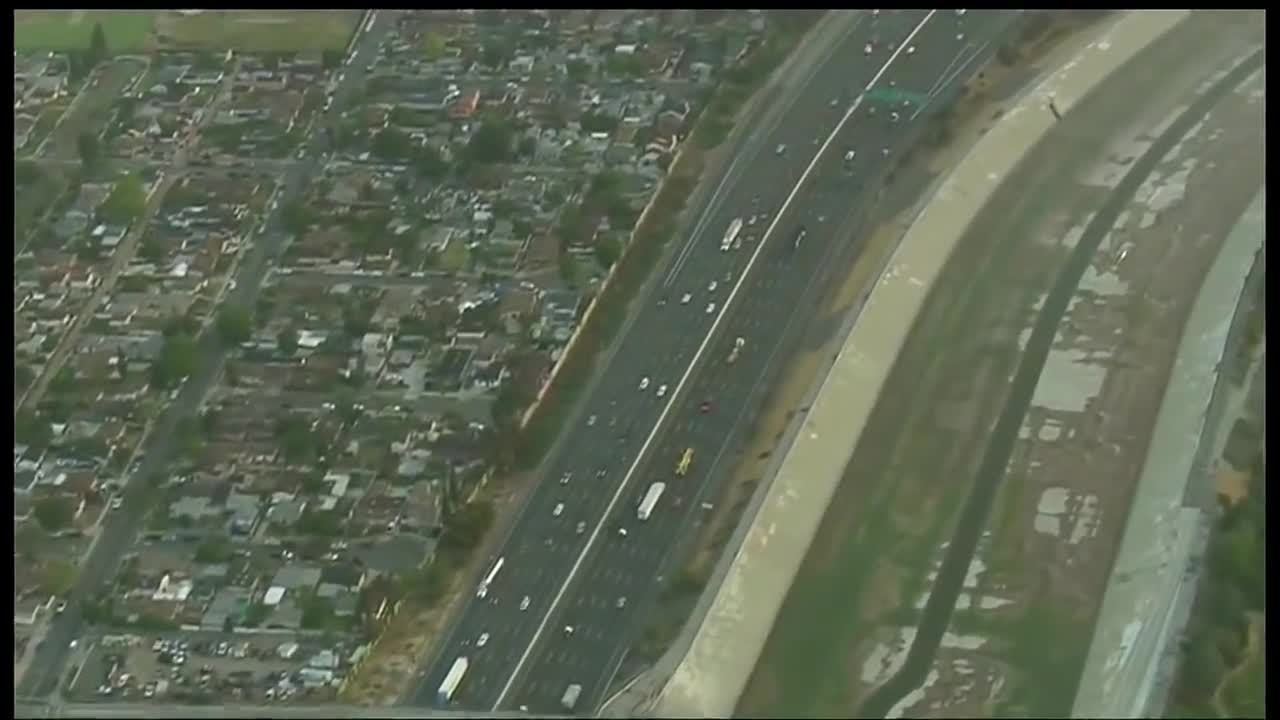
[665,152,749,286]
[912,40,990,122]
[493,10,938,711]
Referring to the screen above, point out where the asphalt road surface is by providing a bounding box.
[411,9,1023,715]
[14,10,401,702]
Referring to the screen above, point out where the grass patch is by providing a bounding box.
[154,10,361,52]
[438,238,471,273]
[16,11,155,52]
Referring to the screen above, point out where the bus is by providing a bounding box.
[476,557,505,599]
[437,656,468,703]
[721,218,743,251]
[676,448,694,477]
[638,482,666,521]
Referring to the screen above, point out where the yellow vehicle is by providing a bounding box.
[676,448,694,477]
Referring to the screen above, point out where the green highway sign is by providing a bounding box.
[865,87,927,106]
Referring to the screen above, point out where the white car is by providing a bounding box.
[707,281,718,293]
[864,42,874,55]
[906,45,916,55]
[553,503,565,517]
[576,521,586,535]
[110,497,123,511]
[680,293,692,305]
[956,9,967,16]
[639,377,651,391]
[844,150,856,163]
[520,596,531,611]
[587,415,597,427]
[477,633,490,648]
[564,625,575,635]
[775,143,786,155]
[706,302,717,315]
[657,384,668,398]
[560,472,572,485]
[616,597,627,609]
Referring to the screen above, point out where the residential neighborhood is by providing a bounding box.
[15,9,772,707]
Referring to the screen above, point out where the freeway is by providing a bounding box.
[14,9,400,701]
[411,9,1023,715]
[15,700,542,720]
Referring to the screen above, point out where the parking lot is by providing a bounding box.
[69,631,355,705]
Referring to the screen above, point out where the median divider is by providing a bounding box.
[649,10,1191,718]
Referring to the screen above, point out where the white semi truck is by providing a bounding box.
[721,218,743,251]
[637,482,666,521]
[437,656,469,703]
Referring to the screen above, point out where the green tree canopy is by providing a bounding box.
[371,127,413,161]
[34,497,74,532]
[216,303,253,345]
[16,410,53,448]
[277,325,299,355]
[77,131,101,169]
[150,332,197,389]
[594,236,621,269]
[89,21,108,65]
[99,173,147,225]
[465,119,514,165]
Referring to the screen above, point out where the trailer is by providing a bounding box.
[637,482,666,521]
[721,218,743,251]
[476,557,505,599]
[561,683,583,710]
[437,657,469,704]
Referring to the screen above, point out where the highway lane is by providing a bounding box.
[412,10,1020,713]
[14,10,401,702]
[504,12,1023,715]
[408,9,928,708]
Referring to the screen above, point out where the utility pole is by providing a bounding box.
[1048,97,1062,121]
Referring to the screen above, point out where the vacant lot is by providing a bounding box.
[16,11,154,52]
[154,11,361,52]
[15,11,360,53]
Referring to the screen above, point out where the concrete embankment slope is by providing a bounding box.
[652,10,1191,719]
[1071,183,1266,719]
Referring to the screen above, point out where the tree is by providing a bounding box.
[276,414,316,464]
[594,236,622,269]
[215,303,253,345]
[89,21,108,66]
[194,535,234,564]
[277,326,299,355]
[15,159,41,186]
[412,144,449,180]
[99,173,147,225]
[301,595,335,629]
[77,131,101,170]
[580,110,619,135]
[34,497,74,532]
[150,333,197,389]
[465,119,514,165]
[558,253,578,287]
[371,127,413,161]
[441,500,495,552]
[321,49,343,70]
[566,59,591,83]
[281,200,312,236]
[15,410,53,448]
